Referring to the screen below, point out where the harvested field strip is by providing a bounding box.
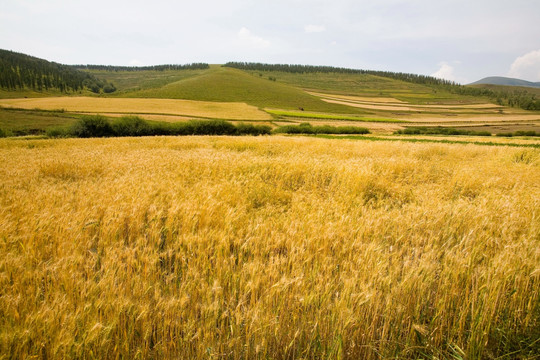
[321,99,506,113]
[306,91,405,103]
[394,115,540,123]
[316,134,540,148]
[309,91,500,109]
[266,109,405,123]
[0,97,272,121]
[321,98,415,111]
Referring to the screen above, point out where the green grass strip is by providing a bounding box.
[314,134,540,148]
[266,109,405,123]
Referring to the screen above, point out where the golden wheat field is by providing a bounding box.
[0,97,272,121]
[0,136,539,359]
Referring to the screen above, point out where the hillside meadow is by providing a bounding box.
[0,135,538,359]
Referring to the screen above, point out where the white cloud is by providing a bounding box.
[431,62,456,82]
[508,50,540,81]
[304,25,326,33]
[238,27,270,49]
[128,59,143,66]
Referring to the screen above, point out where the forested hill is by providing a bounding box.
[0,49,115,93]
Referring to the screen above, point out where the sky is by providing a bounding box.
[1,0,539,84]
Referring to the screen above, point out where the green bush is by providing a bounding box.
[70,115,114,138]
[497,131,539,137]
[395,127,492,136]
[514,130,539,137]
[64,116,272,138]
[274,123,370,135]
[189,119,237,135]
[111,116,153,136]
[46,127,70,138]
[102,83,116,94]
[235,123,272,135]
[0,128,6,138]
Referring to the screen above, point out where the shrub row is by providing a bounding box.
[274,123,370,135]
[395,127,492,136]
[47,116,271,138]
[496,130,540,137]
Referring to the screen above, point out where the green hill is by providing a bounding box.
[124,66,373,114]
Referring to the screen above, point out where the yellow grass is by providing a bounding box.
[0,136,539,359]
[0,97,272,121]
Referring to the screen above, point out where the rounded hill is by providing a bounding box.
[126,66,370,114]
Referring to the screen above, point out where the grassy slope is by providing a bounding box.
[88,68,209,93]
[123,67,373,114]
[241,70,488,104]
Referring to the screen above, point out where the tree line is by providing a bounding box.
[0,49,111,93]
[73,63,210,72]
[223,62,456,86]
[449,86,540,110]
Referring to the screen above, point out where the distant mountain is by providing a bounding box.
[470,76,540,88]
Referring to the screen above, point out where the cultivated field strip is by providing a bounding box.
[307,91,502,111]
[0,136,538,359]
[0,97,272,121]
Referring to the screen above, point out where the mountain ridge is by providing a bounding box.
[470,76,540,88]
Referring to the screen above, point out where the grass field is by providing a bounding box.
[0,107,79,135]
[240,69,490,105]
[265,109,404,123]
[0,136,538,359]
[89,68,210,93]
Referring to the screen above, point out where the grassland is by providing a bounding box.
[240,69,488,105]
[265,109,403,123]
[0,107,79,135]
[89,68,209,93]
[0,136,538,359]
